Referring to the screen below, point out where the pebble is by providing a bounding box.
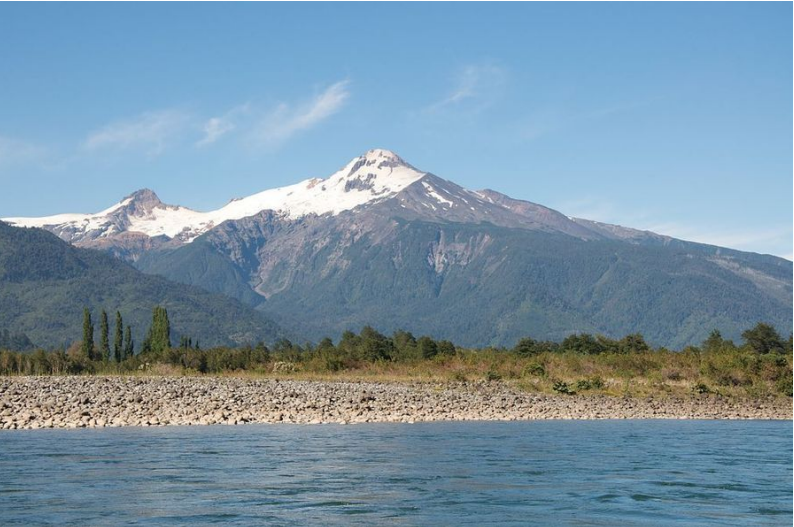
[0,376,789,430]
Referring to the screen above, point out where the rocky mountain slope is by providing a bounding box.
[6,149,791,348]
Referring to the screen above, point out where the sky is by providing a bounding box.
[0,3,791,258]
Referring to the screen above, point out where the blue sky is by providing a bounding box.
[0,3,791,258]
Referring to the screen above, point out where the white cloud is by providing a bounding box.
[196,104,250,147]
[197,117,235,147]
[426,63,506,113]
[250,81,350,148]
[83,109,189,155]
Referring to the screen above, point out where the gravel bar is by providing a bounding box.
[1,376,790,430]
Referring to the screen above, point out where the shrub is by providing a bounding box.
[692,382,712,395]
[775,376,793,397]
[552,380,576,395]
[575,377,605,391]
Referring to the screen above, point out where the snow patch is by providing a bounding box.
[421,182,454,207]
[4,149,427,242]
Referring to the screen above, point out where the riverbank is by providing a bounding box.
[1,376,790,429]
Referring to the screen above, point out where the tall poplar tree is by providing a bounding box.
[99,310,110,361]
[114,311,123,363]
[81,308,94,360]
[145,306,171,355]
[124,325,134,358]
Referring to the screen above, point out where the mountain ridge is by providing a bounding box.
[3,149,791,348]
[4,149,429,245]
[4,148,722,256]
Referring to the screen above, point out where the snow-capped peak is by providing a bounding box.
[361,148,408,166]
[202,149,426,231]
[4,149,428,243]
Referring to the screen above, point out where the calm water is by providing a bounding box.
[0,420,791,526]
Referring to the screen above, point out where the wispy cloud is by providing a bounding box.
[83,109,190,155]
[426,63,506,113]
[196,104,250,147]
[0,136,45,168]
[249,80,350,148]
[198,117,235,147]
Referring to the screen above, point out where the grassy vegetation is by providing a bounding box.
[1,323,791,400]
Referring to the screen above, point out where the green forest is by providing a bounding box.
[0,306,791,399]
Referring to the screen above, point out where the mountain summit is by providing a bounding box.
[5,149,791,347]
[0,148,676,248]
[5,149,428,245]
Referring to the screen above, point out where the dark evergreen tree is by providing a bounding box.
[437,340,457,356]
[618,333,650,354]
[337,331,360,356]
[742,323,785,354]
[144,306,171,355]
[561,333,606,355]
[99,310,110,361]
[123,325,134,358]
[513,337,540,357]
[359,326,392,361]
[81,308,94,360]
[114,311,123,363]
[417,336,438,359]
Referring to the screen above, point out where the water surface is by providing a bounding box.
[1,420,791,526]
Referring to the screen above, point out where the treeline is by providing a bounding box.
[512,324,792,357]
[0,305,169,374]
[0,307,791,396]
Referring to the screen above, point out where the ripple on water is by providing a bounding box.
[0,420,790,526]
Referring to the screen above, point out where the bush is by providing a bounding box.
[552,381,576,395]
[575,377,605,391]
[775,376,793,397]
[692,382,712,395]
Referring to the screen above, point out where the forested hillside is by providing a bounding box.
[0,222,283,348]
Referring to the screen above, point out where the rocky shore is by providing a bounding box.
[1,376,790,430]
